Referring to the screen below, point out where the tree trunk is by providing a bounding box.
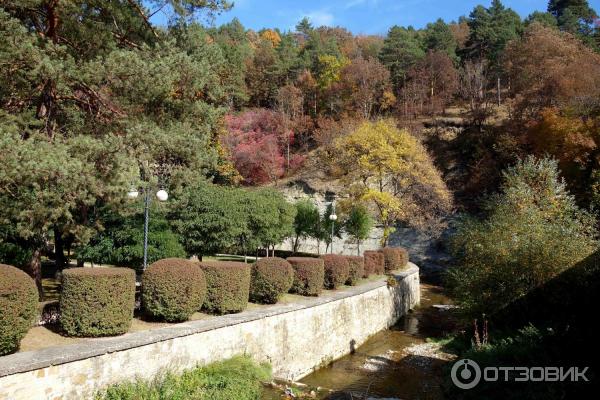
[28,248,44,301]
[287,136,290,170]
[54,227,67,270]
[497,76,501,106]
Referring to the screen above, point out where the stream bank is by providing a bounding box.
[263,284,457,400]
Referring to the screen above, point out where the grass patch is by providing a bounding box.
[96,356,271,400]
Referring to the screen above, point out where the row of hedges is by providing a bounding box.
[0,247,409,353]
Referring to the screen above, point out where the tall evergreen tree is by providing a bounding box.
[379,26,425,94]
[0,1,230,297]
[549,0,598,43]
[423,19,458,61]
[465,0,522,104]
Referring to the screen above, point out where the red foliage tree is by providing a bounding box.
[222,109,297,184]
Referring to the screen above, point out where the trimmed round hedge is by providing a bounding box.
[345,256,365,286]
[60,267,135,337]
[250,257,294,304]
[142,258,206,322]
[363,251,385,276]
[287,257,325,296]
[198,261,250,314]
[320,254,350,289]
[0,264,38,355]
[379,247,409,271]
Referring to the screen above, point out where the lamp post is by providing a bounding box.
[329,206,337,254]
[127,187,169,271]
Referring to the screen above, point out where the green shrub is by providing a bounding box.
[345,256,365,285]
[447,157,598,318]
[198,261,250,314]
[96,356,271,400]
[287,257,325,296]
[60,267,135,337]
[249,257,294,304]
[142,258,206,322]
[379,247,409,271]
[320,254,350,289]
[79,210,185,272]
[363,251,385,276]
[0,239,32,269]
[0,264,37,355]
[172,183,295,259]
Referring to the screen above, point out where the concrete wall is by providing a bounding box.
[0,266,420,400]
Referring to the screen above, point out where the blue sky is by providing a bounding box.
[150,0,600,35]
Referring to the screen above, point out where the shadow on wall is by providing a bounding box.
[389,274,418,319]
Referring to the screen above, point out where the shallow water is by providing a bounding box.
[262,284,455,400]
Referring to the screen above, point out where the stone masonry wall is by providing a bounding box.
[0,266,420,400]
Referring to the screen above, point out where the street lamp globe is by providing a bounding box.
[127,188,139,199]
[329,214,338,221]
[156,189,169,202]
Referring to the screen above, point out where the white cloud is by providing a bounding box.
[344,0,379,9]
[305,10,334,26]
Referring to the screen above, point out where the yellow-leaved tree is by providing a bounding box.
[260,29,282,47]
[333,120,452,245]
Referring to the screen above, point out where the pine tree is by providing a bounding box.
[0,1,230,297]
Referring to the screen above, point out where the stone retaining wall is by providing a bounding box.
[0,265,420,400]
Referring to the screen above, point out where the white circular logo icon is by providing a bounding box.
[451,359,481,389]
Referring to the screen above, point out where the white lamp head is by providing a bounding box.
[127,188,139,199]
[329,214,338,221]
[156,189,169,202]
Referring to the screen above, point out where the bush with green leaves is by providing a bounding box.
[96,356,271,400]
[447,156,598,318]
[363,251,385,276]
[172,183,295,258]
[0,226,32,268]
[60,268,136,337]
[345,256,365,285]
[198,261,251,314]
[379,247,409,271]
[249,257,294,304]
[320,254,350,289]
[292,199,321,253]
[79,208,185,271]
[0,264,38,355]
[142,258,206,322]
[287,257,325,296]
[243,189,296,255]
[344,205,373,254]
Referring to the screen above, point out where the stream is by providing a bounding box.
[262,284,457,400]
